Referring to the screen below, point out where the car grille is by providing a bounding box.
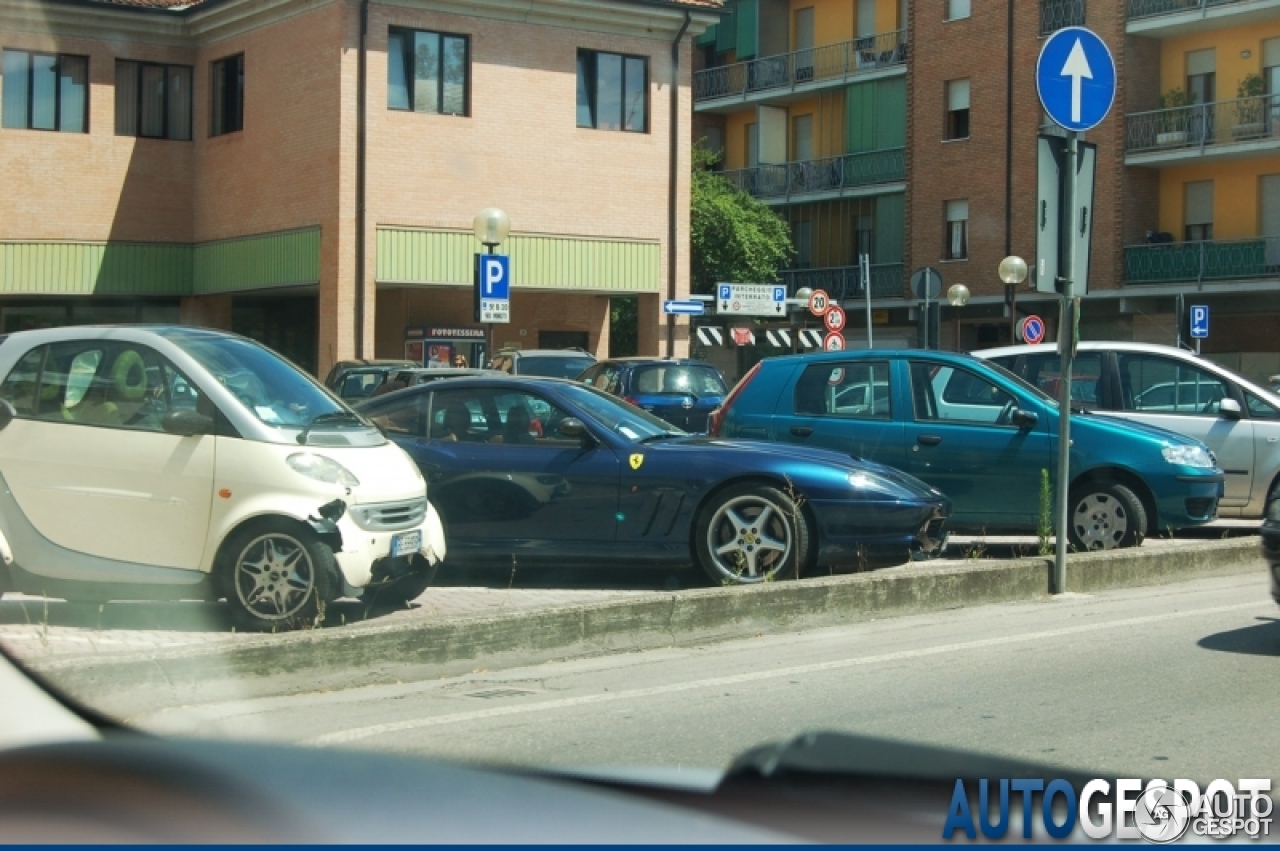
[1185,497,1217,520]
[349,498,427,532]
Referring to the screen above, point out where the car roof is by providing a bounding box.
[501,349,595,358]
[760,349,988,368]
[597,358,717,366]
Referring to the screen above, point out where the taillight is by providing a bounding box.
[709,362,762,437]
[623,396,639,407]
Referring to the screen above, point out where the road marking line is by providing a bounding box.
[306,600,1261,746]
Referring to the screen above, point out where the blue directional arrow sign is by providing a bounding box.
[1190,304,1209,339]
[1037,27,1116,132]
[663,300,705,316]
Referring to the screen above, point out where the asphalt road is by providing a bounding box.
[133,570,1278,784]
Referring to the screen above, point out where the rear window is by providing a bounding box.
[515,356,595,379]
[631,365,726,396]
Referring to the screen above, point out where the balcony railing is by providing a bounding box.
[720,148,905,201]
[693,31,907,103]
[1124,237,1280,284]
[1125,95,1280,154]
[778,263,906,300]
[1041,0,1086,34]
[1129,0,1259,21]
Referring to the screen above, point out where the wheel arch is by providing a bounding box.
[210,513,343,597]
[687,475,820,570]
[1070,466,1158,536]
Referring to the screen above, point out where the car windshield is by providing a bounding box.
[516,355,596,379]
[631,364,727,395]
[158,330,350,428]
[558,381,685,440]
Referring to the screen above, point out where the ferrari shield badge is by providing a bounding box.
[629,453,645,470]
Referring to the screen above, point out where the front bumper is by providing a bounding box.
[809,498,950,562]
[331,500,446,589]
[1149,469,1224,529]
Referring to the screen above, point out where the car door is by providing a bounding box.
[0,340,215,571]
[769,359,907,469]
[1112,352,1254,507]
[397,386,621,555]
[900,359,1052,529]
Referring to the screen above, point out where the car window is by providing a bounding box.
[12,340,209,432]
[557,382,682,441]
[632,365,727,396]
[339,370,386,400]
[1247,392,1280,420]
[491,391,579,446]
[516,356,596,379]
[361,390,433,436]
[794,361,891,419]
[1015,353,1103,405]
[910,361,1014,424]
[429,389,492,442]
[1119,354,1229,415]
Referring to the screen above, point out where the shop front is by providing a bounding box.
[404,325,489,369]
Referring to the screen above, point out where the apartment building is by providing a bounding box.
[0,0,716,375]
[694,0,1280,384]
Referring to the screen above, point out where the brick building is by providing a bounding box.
[693,0,1280,385]
[0,0,717,375]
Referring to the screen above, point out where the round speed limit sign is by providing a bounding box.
[823,305,847,333]
[808,289,829,316]
[823,332,845,351]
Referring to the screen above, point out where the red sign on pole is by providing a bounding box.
[808,289,830,316]
[824,305,847,333]
[823,332,845,351]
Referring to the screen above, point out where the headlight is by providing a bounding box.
[287,453,360,487]
[1161,445,1215,469]
[847,471,900,496]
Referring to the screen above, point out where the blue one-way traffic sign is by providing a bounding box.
[663,300,705,316]
[1190,304,1209,339]
[1037,27,1116,132]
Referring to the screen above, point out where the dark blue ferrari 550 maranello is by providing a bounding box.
[357,377,950,584]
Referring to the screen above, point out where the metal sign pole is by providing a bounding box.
[1053,131,1078,596]
[862,254,873,349]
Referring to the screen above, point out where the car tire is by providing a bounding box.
[1067,481,1147,551]
[219,521,335,632]
[361,556,438,611]
[695,483,810,585]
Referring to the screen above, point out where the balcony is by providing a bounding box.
[1124,96,1280,165]
[720,149,905,205]
[779,263,906,300]
[693,32,907,112]
[1124,237,1280,285]
[1127,0,1280,37]
[1041,0,1086,35]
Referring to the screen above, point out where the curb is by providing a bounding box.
[29,537,1262,711]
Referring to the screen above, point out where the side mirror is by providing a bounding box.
[557,417,595,444]
[162,409,215,437]
[1219,398,1242,420]
[0,399,15,432]
[1011,408,1038,429]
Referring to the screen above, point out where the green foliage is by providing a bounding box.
[1038,469,1053,556]
[609,297,639,357]
[690,141,795,295]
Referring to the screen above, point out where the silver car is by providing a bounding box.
[977,341,1280,519]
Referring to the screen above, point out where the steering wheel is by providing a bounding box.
[996,399,1017,425]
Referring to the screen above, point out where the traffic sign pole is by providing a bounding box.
[1052,131,1079,596]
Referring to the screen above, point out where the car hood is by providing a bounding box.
[1070,409,1213,449]
[655,436,948,503]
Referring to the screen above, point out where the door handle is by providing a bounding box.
[790,426,814,437]
[917,434,942,446]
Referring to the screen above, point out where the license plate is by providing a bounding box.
[391,530,421,557]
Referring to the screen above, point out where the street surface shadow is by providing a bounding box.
[1197,617,1280,657]
[0,598,235,632]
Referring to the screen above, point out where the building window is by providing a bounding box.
[946,79,970,140]
[1040,0,1085,35]
[945,0,970,21]
[1,49,87,133]
[1186,48,1215,105]
[576,50,647,132]
[387,29,469,116]
[945,199,969,260]
[210,53,244,137]
[115,61,192,140]
[1184,181,1213,242]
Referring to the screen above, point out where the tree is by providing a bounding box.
[690,142,795,295]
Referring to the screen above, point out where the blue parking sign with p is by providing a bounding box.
[1190,305,1209,339]
[480,255,510,300]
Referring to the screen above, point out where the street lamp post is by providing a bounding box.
[473,208,510,366]
[946,284,969,350]
[790,287,812,354]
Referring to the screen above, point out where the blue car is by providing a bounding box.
[577,359,728,433]
[712,350,1226,550]
[356,376,950,583]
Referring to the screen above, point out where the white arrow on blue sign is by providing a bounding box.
[663,300,705,316]
[1190,304,1209,339]
[1036,27,1116,133]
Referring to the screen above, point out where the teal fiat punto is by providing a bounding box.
[711,350,1225,550]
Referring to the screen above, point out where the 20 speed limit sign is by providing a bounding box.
[808,289,829,316]
[823,304,847,333]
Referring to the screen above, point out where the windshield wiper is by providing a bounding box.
[637,431,684,444]
[297,410,365,444]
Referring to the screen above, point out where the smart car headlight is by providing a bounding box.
[287,452,360,487]
[1161,445,1214,469]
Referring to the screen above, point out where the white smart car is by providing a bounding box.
[0,326,445,630]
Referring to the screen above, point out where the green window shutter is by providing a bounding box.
[736,0,757,60]
[717,6,738,53]
[697,25,718,48]
[874,194,905,263]
[874,77,906,149]
[845,82,877,153]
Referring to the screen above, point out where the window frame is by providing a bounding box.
[115,59,193,141]
[576,48,649,133]
[908,361,1018,427]
[945,78,970,141]
[386,27,471,117]
[945,0,971,22]
[1,49,89,133]
[793,361,893,420]
[209,53,245,138]
[1118,354,1233,417]
[944,199,969,261]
